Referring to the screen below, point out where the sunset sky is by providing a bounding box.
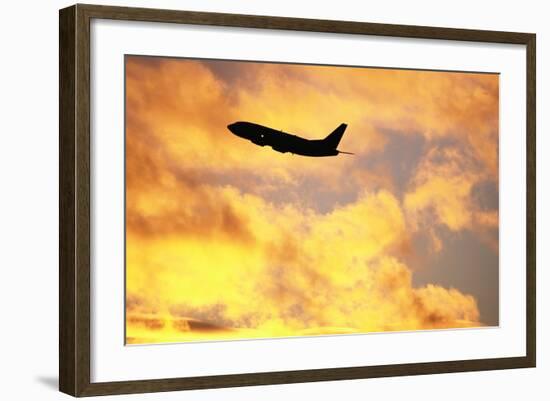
[125,55,499,344]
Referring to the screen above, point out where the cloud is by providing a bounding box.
[404,144,499,253]
[124,56,496,343]
[126,187,482,342]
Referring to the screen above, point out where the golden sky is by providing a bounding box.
[125,56,499,344]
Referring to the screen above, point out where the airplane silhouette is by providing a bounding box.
[227,121,353,157]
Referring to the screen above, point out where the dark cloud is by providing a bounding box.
[356,128,426,197]
[471,180,499,211]
[170,303,253,329]
[411,228,499,326]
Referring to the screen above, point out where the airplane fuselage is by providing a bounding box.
[227,121,343,157]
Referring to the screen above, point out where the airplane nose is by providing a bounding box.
[227,122,239,135]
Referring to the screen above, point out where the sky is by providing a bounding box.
[125,55,499,344]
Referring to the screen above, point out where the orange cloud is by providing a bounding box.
[404,145,498,254]
[126,188,481,343]
[125,56,497,344]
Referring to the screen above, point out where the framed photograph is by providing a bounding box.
[59,4,536,397]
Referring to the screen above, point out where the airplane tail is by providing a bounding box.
[323,123,347,148]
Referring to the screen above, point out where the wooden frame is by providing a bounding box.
[59,3,536,397]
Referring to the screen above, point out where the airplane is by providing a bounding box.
[227,121,353,157]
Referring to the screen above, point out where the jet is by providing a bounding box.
[227,121,353,157]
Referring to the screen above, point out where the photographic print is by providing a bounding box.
[125,55,499,345]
